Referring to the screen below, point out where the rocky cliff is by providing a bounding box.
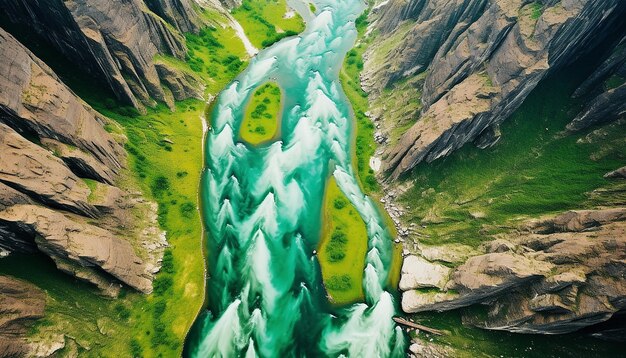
[0,0,207,110]
[364,0,626,179]
[400,208,626,335]
[0,28,164,296]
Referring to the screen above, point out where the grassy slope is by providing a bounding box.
[390,39,626,358]
[403,77,625,356]
[399,64,626,251]
[240,82,282,144]
[233,0,305,48]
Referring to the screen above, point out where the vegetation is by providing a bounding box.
[240,82,282,144]
[530,2,543,20]
[340,11,379,194]
[317,178,368,304]
[606,74,626,90]
[232,0,305,48]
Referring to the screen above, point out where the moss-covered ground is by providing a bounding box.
[240,82,282,144]
[232,0,305,48]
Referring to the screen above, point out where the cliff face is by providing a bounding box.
[364,0,626,179]
[0,0,206,110]
[0,28,164,295]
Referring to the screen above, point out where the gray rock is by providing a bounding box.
[0,205,154,294]
[605,166,626,179]
[0,28,165,295]
[399,255,451,290]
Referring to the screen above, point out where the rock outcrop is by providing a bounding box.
[0,28,164,295]
[364,0,626,179]
[567,35,626,131]
[605,166,626,179]
[0,0,206,110]
[400,208,626,335]
[0,275,46,357]
[0,205,153,294]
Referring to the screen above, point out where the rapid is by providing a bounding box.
[185,1,406,356]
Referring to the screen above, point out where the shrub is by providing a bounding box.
[104,98,116,109]
[153,275,173,295]
[179,201,196,218]
[326,275,352,291]
[161,250,174,274]
[333,197,347,210]
[130,339,143,357]
[115,304,131,321]
[151,176,170,198]
[153,300,167,318]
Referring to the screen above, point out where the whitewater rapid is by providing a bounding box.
[186,1,405,356]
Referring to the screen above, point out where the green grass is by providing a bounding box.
[397,60,626,250]
[318,178,368,304]
[309,2,317,13]
[7,99,208,357]
[232,0,305,48]
[335,9,403,294]
[530,2,543,20]
[240,82,282,144]
[340,11,379,194]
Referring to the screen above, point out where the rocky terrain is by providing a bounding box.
[0,0,207,111]
[363,0,626,179]
[358,0,626,353]
[0,27,165,296]
[400,207,626,337]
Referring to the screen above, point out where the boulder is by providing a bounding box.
[605,166,626,179]
[399,255,451,290]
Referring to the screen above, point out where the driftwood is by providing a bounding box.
[393,317,445,336]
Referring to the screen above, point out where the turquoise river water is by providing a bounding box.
[184,0,406,356]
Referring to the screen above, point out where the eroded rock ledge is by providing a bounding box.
[400,208,626,335]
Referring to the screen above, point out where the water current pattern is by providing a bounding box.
[186,1,406,356]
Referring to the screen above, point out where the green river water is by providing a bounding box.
[184,0,406,356]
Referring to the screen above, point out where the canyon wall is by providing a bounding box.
[364,0,626,179]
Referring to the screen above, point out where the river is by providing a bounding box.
[184,0,406,356]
